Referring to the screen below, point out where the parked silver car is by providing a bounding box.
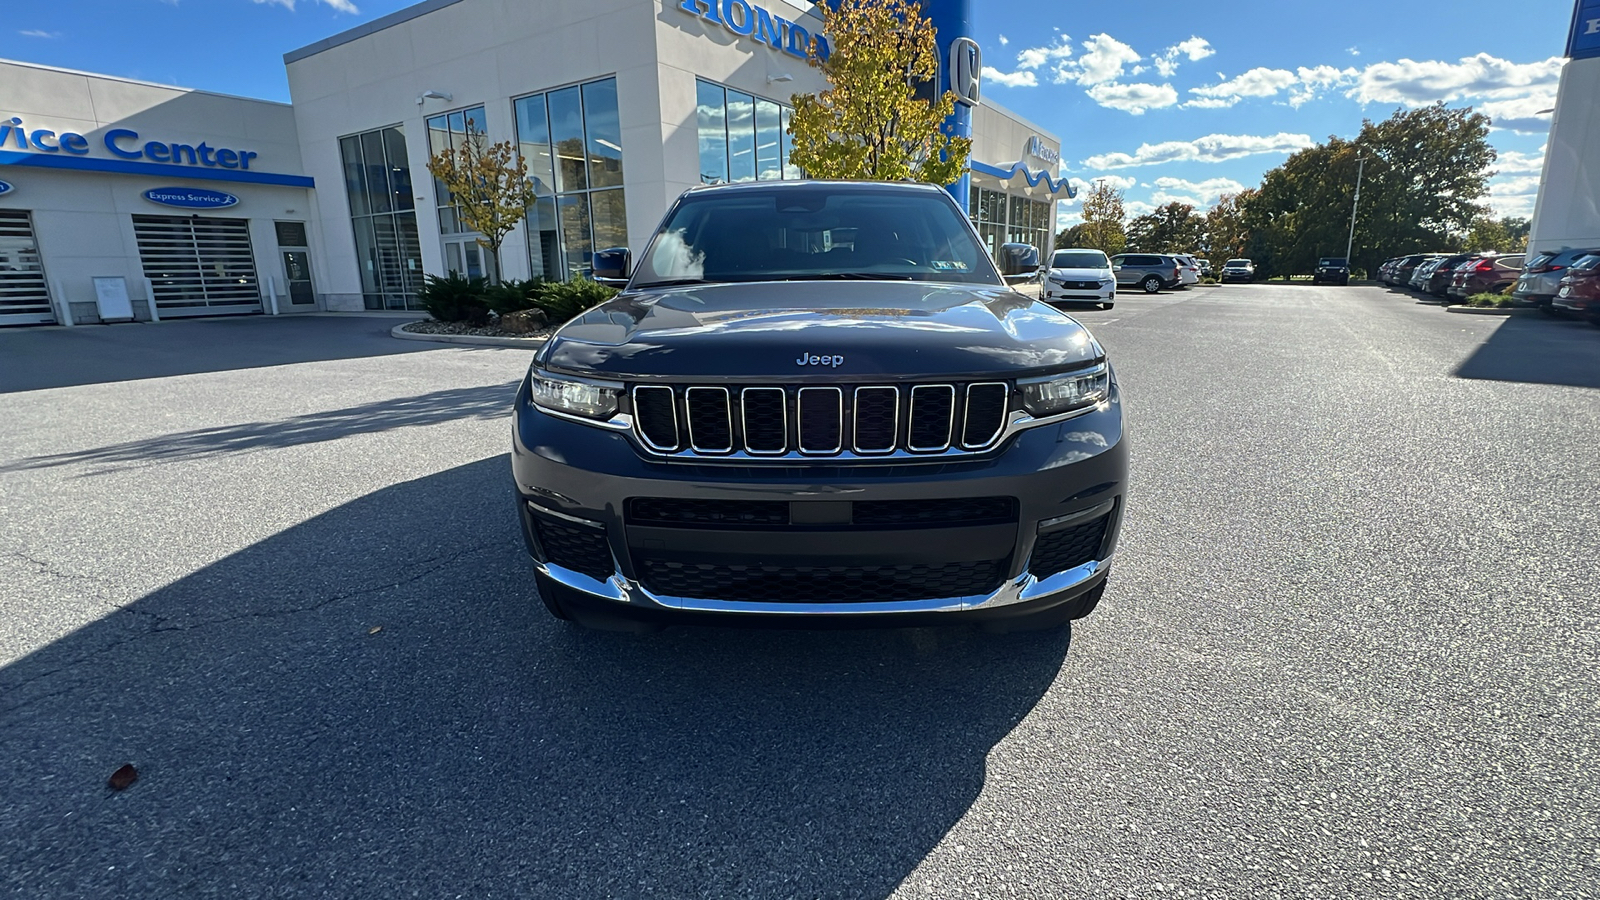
[1110,253,1182,293]
[1513,248,1597,311]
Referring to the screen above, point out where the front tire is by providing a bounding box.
[1141,276,1162,294]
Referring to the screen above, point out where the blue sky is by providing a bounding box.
[2,0,1575,228]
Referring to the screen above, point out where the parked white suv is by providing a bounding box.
[1172,254,1201,287]
[1041,248,1116,309]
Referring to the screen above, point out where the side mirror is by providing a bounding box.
[996,242,1040,283]
[592,247,631,285]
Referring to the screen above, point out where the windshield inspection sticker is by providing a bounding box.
[930,260,969,270]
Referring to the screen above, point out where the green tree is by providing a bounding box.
[1243,104,1496,277]
[1126,202,1203,253]
[1073,180,1127,255]
[426,121,539,283]
[787,0,970,184]
[1204,191,1254,263]
[1462,215,1530,253]
[1055,223,1090,250]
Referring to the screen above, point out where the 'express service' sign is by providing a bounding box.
[143,187,240,209]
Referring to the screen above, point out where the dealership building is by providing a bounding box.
[0,0,1070,327]
[1527,1,1600,254]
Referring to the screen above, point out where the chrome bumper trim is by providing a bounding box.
[534,556,1110,617]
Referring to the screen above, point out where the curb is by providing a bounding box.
[390,322,550,348]
[1444,305,1538,316]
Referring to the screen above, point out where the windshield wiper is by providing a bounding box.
[778,272,917,281]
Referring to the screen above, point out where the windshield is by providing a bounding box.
[632,185,1001,287]
[1319,258,1347,266]
[1051,251,1109,269]
[1226,259,1251,266]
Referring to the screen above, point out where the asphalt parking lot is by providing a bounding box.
[2,287,1596,898]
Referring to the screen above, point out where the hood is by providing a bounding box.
[538,281,1103,380]
[1048,266,1113,279]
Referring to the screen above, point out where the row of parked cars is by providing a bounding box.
[1033,250,1257,309]
[1377,250,1600,322]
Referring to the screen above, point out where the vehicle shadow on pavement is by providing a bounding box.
[0,456,1070,899]
[0,316,435,394]
[1453,316,1600,389]
[0,382,521,473]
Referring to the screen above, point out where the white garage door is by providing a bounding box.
[0,209,56,326]
[133,215,261,317]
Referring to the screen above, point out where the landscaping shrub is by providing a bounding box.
[418,273,490,325]
[535,278,618,322]
[1466,292,1515,308]
[482,278,545,316]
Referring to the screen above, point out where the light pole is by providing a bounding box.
[1344,154,1365,266]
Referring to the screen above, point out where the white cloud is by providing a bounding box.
[1068,175,1139,193]
[1350,54,1563,106]
[998,34,1009,46]
[1065,34,1142,86]
[1188,67,1299,107]
[1155,36,1214,76]
[1015,35,1074,71]
[1083,132,1315,169]
[1479,93,1556,134]
[1150,176,1248,205]
[251,0,360,12]
[1086,82,1178,115]
[1496,147,1546,175]
[1489,175,1541,218]
[19,29,60,37]
[1123,200,1157,218]
[1347,46,1361,57]
[983,66,1038,89]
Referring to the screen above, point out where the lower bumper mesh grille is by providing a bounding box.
[636,558,1007,603]
[530,515,614,582]
[1028,514,1110,579]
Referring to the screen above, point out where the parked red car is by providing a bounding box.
[1551,252,1600,324]
[1448,254,1524,302]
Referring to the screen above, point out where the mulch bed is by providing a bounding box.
[400,320,554,340]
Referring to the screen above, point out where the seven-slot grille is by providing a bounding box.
[1053,279,1104,290]
[632,382,1011,458]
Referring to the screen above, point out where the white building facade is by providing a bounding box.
[0,0,1071,325]
[1527,1,1600,253]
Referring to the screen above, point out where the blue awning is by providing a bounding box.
[970,158,1075,198]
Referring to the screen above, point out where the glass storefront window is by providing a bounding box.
[697,79,800,185]
[547,87,587,194]
[968,187,1051,259]
[756,99,782,181]
[582,79,625,190]
[514,76,627,281]
[341,124,425,309]
[726,90,756,184]
[697,81,730,185]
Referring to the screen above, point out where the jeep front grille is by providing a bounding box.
[630,382,1012,460]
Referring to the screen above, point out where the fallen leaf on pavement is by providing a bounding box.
[108,764,138,791]
[368,626,383,635]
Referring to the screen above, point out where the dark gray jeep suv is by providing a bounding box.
[511,181,1129,630]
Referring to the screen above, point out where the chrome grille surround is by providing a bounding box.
[684,386,733,453]
[960,382,1010,450]
[740,386,788,455]
[906,384,956,452]
[631,385,679,452]
[851,386,900,455]
[796,386,844,455]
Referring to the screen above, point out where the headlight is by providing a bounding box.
[1019,363,1110,417]
[528,369,621,419]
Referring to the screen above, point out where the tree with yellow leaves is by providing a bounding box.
[787,0,970,185]
[426,120,539,283]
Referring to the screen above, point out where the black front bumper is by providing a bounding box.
[510,375,1129,624]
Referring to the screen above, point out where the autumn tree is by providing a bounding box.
[426,120,540,282]
[787,0,969,184]
[1204,191,1255,263]
[1127,202,1204,253]
[1463,215,1530,253]
[1242,104,1496,277]
[1071,180,1128,255]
